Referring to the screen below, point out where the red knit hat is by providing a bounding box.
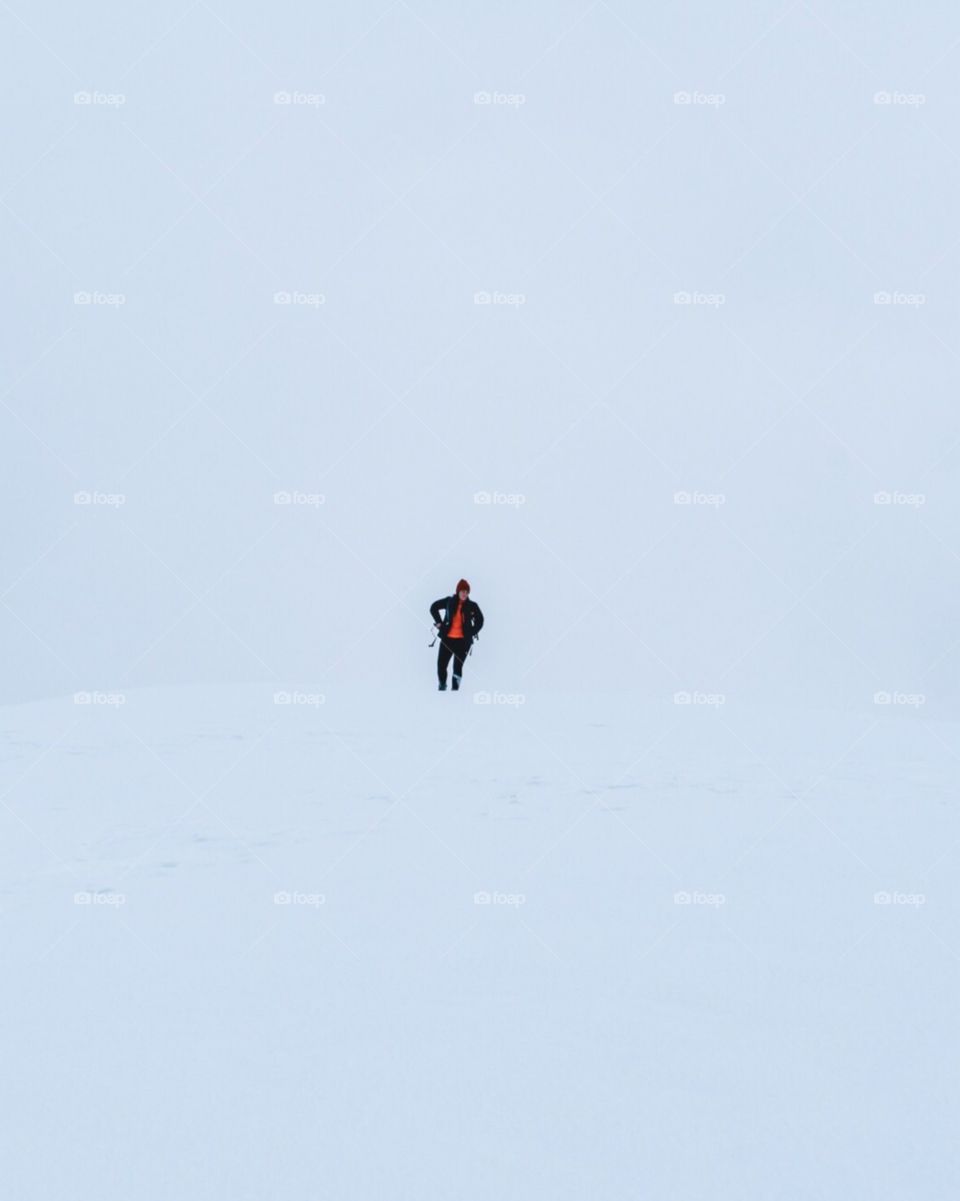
[455,578,470,593]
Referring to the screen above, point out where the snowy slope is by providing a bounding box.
[1,683,957,1199]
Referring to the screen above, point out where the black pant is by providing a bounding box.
[437,637,470,685]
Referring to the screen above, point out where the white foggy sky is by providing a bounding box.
[2,0,959,707]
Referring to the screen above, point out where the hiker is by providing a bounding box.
[430,579,484,691]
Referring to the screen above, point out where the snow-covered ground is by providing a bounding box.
[2,683,957,1198]
[5,0,960,1193]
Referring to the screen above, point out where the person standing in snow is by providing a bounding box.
[430,579,484,691]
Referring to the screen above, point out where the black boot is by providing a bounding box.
[452,675,461,691]
[438,681,447,691]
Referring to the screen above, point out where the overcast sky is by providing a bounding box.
[2,0,959,708]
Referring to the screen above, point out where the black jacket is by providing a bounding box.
[430,594,484,641]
